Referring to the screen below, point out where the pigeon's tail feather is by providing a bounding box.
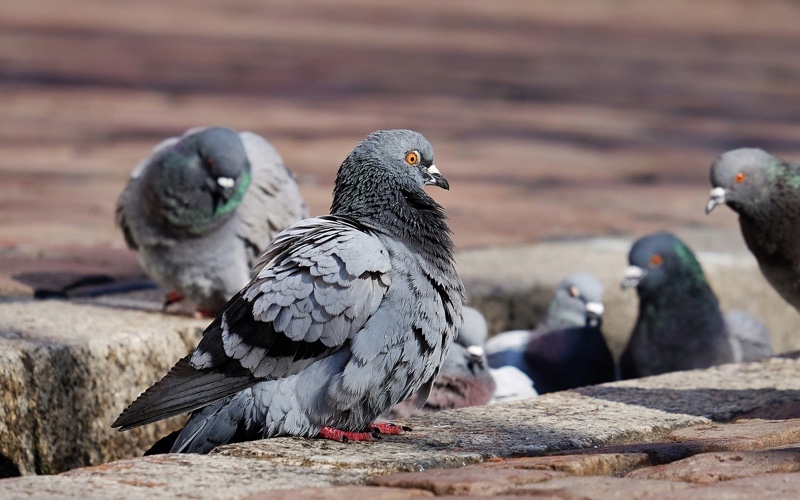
[112,356,257,431]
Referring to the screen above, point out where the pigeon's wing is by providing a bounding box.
[115,134,183,250]
[235,132,309,265]
[112,216,391,430]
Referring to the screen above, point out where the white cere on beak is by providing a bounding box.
[705,187,727,214]
[621,265,645,289]
[466,345,484,357]
[585,302,605,318]
[427,164,441,176]
[217,177,235,189]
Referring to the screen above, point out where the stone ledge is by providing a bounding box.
[0,300,207,476]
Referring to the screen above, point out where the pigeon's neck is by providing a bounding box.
[332,181,455,262]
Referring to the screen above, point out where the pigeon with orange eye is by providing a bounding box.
[620,232,771,380]
[706,147,800,313]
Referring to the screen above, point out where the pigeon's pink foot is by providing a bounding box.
[369,422,411,435]
[318,426,375,442]
[318,422,411,442]
[163,290,185,310]
[194,309,216,319]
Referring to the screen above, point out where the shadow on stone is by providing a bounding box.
[0,454,21,478]
[575,386,800,422]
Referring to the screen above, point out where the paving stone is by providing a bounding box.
[649,472,800,499]
[242,486,434,500]
[368,467,569,496]
[734,401,800,421]
[473,452,651,476]
[667,418,800,452]
[494,476,693,499]
[626,449,800,483]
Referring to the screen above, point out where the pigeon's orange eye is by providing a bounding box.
[735,172,746,183]
[650,254,663,267]
[405,151,420,165]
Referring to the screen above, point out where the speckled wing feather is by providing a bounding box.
[236,132,309,265]
[112,216,391,430]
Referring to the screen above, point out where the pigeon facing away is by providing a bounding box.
[384,306,497,419]
[116,126,308,315]
[486,273,614,394]
[706,148,800,312]
[113,129,464,453]
[619,232,753,379]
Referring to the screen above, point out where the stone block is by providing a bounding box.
[0,300,206,475]
[474,452,651,476]
[626,449,800,483]
[243,486,434,500]
[368,467,568,496]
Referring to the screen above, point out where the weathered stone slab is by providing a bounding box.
[0,300,207,475]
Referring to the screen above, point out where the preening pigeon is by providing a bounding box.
[619,232,766,379]
[384,306,496,419]
[706,148,800,312]
[116,126,308,315]
[485,273,614,394]
[113,129,464,453]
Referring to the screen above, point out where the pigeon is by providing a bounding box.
[112,129,464,453]
[706,148,800,312]
[384,306,497,419]
[485,273,614,394]
[620,232,741,379]
[116,126,308,315]
[724,310,773,362]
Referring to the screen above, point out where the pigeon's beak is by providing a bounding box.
[466,345,486,368]
[621,265,645,289]
[585,301,605,320]
[424,164,450,190]
[705,187,727,214]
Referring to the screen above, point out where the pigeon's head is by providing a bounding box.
[706,148,776,216]
[332,129,450,215]
[622,232,706,296]
[144,127,252,234]
[549,272,605,328]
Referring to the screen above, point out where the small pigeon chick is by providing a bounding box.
[620,232,736,379]
[706,148,800,312]
[486,273,614,394]
[384,306,497,419]
[112,129,464,453]
[116,126,308,315]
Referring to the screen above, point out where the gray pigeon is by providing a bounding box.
[112,129,464,453]
[706,148,800,312]
[485,273,614,394]
[724,310,773,362]
[384,306,496,419]
[619,232,764,379]
[116,126,308,315]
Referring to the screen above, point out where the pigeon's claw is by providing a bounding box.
[370,422,411,435]
[317,426,375,442]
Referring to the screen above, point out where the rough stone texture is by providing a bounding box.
[243,487,434,500]
[494,476,693,499]
[626,449,800,483]
[474,453,651,476]
[0,301,207,476]
[666,419,800,451]
[650,472,800,499]
[368,467,569,496]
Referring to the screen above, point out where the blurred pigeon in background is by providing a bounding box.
[706,148,800,313]
[113,129,464,453]
[384,306,498,418]
[116,126,308,315]
[620,232,770,379]
[486,273,614,394]
[724,310,773,362]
